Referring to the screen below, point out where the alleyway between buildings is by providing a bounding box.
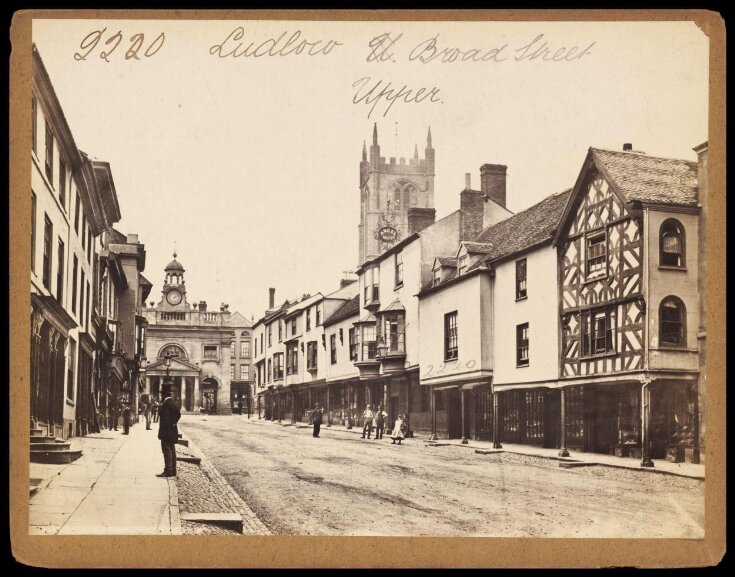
[180,414,705,538]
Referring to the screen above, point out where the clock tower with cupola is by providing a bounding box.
[159,251,189,310]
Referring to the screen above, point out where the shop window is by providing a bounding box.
[659,296,686,347]
[660,219,685,268]
[565,386,585,443]
[524,391,545,443]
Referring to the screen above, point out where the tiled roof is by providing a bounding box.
[434,257,457,268]
[323,295,360,327]
[591,148,698,206]
[473,188,572,265]
[461,241,495,255]
[420,268,457,293]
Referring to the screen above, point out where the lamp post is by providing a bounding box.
[163,352,172,402]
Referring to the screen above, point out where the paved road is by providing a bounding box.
[180,414,704,537]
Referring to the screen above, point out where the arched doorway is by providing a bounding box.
[201,377,219,414]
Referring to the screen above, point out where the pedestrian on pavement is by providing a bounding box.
[152,399,159,423]
[373,404,388,439]
[111,402,120,431]
[390,414,407,445]
[122,404,132,435]
[361,404,375,439]
[311,403,324,438]
[157,385,181,478]
[144,398,153,430]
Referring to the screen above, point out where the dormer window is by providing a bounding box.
[457,256,468,276]
[660,219,685,268]
[433,268,441,287]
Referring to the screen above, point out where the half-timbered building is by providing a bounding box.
[553,145,703,464]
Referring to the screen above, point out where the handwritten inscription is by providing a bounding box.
[352,76,442,119]
[210,26,343,58]
[74,29,165,62]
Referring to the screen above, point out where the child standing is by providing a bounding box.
[391,414,407,445]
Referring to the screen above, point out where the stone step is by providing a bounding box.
[30,449,83,464]
[180,513,243,532]
[176,439,189,447]
[30,441,72,451]
[30,436,65,444]
[558,461,597,469]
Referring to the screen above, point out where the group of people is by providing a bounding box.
[309,403,408,445]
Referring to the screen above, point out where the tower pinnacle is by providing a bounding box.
[414,143,418,159]
[427,126,432,149]
[372,122,378,146]
[362,141,367,161]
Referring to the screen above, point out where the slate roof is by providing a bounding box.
[591,148,698,206]
[323,295,360,327]
[472,188,573,265]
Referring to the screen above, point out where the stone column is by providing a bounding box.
[460,387,468,444]
[492,391,502,449]
[179,376,186,411]
[558,388,570,457]
[641,380,654,467]
[193,375,200,411]
[430,385,437,440]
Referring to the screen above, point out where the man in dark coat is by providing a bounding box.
[121,404,132,435]
[311,403,324,438]
[157,386,181,477]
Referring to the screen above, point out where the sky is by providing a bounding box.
[32,18,709,320]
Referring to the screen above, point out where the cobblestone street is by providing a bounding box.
[178,414,705,538]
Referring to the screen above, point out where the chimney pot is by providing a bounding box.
[269,287,275,309]
[623,143,633,151]
[465,173,471,190]
[199,300,207,312]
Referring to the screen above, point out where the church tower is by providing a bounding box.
[158,251,189,310]
[358,124,435,265]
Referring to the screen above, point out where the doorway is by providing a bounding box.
[446,388,462,439]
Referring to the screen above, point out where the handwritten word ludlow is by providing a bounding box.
[210,26,343,58]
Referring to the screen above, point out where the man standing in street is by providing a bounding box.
[157,385,181,478]
[361,404,375,439]
[143,396,153,430]
[373,404,388,439]
[122,404,132,435]
[311,403,324,438]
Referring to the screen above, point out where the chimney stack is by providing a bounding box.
[480,164,507,208]
[269,287,275,309]
[407,207,436,234]
[460,189,486,242]
[623,143,633,151]
[465,173,471,190]
[199,300,207,312]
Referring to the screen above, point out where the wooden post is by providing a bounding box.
[460,386,468,444]
[346,383,353,429]
[430,385,437,440]
[558,388,569,457]
[492,391,502,449]
[326,384,331,426]
[641,380,654,467]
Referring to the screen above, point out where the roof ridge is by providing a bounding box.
[591,147,697,166]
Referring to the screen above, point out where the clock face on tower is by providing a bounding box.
[166,290,182,305]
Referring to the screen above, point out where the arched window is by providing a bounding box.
[659,296,686,347]
[660,219,685,268]
[158,344,187,360]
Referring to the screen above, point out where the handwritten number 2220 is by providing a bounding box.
[424,359,476,377]
[74,29,165,62]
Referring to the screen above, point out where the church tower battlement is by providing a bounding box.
[358,124,435,264]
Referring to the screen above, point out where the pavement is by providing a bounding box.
[29,420,181,535]
[258,416,706,480]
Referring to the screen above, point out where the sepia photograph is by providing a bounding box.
[10,9,725,568]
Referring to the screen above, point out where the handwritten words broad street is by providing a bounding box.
[72,27,595,117]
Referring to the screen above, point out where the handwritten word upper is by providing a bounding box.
[74,29,165,62]
[210,26,343,58]
[352,76,441,119]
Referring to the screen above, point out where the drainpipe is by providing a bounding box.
[640,207,654,467]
